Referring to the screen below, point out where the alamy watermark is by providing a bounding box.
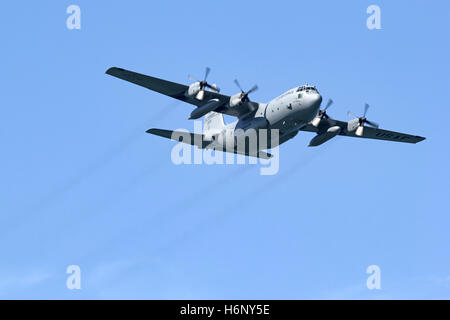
[366,5,381,30]
[66,5,81,30]
[66,265,81,290]
[169,121,280,176]
[366,265,381,290]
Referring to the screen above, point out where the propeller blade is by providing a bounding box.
[234,79,244,92]
[347,111,358,119]
[188,74,198,82]
[248,84,258,94]
[324,99,333,111]
[365,120,379,128]
[355,125,364,136]
[205,83,220,92]
[364,103,370,117]
[204,67,210,81]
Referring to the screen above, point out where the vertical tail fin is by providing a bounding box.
[204,111,225,135]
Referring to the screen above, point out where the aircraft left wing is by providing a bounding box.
[106,67,248,117]
[300,119,425,144]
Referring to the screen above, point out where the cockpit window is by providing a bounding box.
[297,85,317,92]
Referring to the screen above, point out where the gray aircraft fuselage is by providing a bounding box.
[210,85,322,149]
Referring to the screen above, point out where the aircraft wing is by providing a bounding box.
[300,119,425,144]
[106,67,247,117]
[146,128,272,159]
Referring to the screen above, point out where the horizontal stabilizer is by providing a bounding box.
[146,128,209,148]
[146,128,272,159]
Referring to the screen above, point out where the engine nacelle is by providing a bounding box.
[347,118,360,132]
[185,82,201,98]
[229,93,243,108]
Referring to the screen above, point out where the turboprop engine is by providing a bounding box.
[185,67,220,101]
[186,81,202,99]
[229,79,258,108]
[347,104,379,136]
[229,92,244,108]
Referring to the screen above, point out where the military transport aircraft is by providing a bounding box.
[106,67,425,158]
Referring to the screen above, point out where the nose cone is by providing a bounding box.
[314,93,322,107]
[305,92,322,120]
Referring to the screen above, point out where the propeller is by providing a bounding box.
[188,67,220,100]
[311,99,333,127]
[234,79,258,103]
[347,103,379,136]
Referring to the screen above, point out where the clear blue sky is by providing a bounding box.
[1,0,449,299]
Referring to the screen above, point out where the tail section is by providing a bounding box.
[204,111,225,135]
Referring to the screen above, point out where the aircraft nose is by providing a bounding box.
[310,92,322,108]
[316,93,322,106]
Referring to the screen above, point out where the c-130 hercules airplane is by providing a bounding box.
[106,67,425,159]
